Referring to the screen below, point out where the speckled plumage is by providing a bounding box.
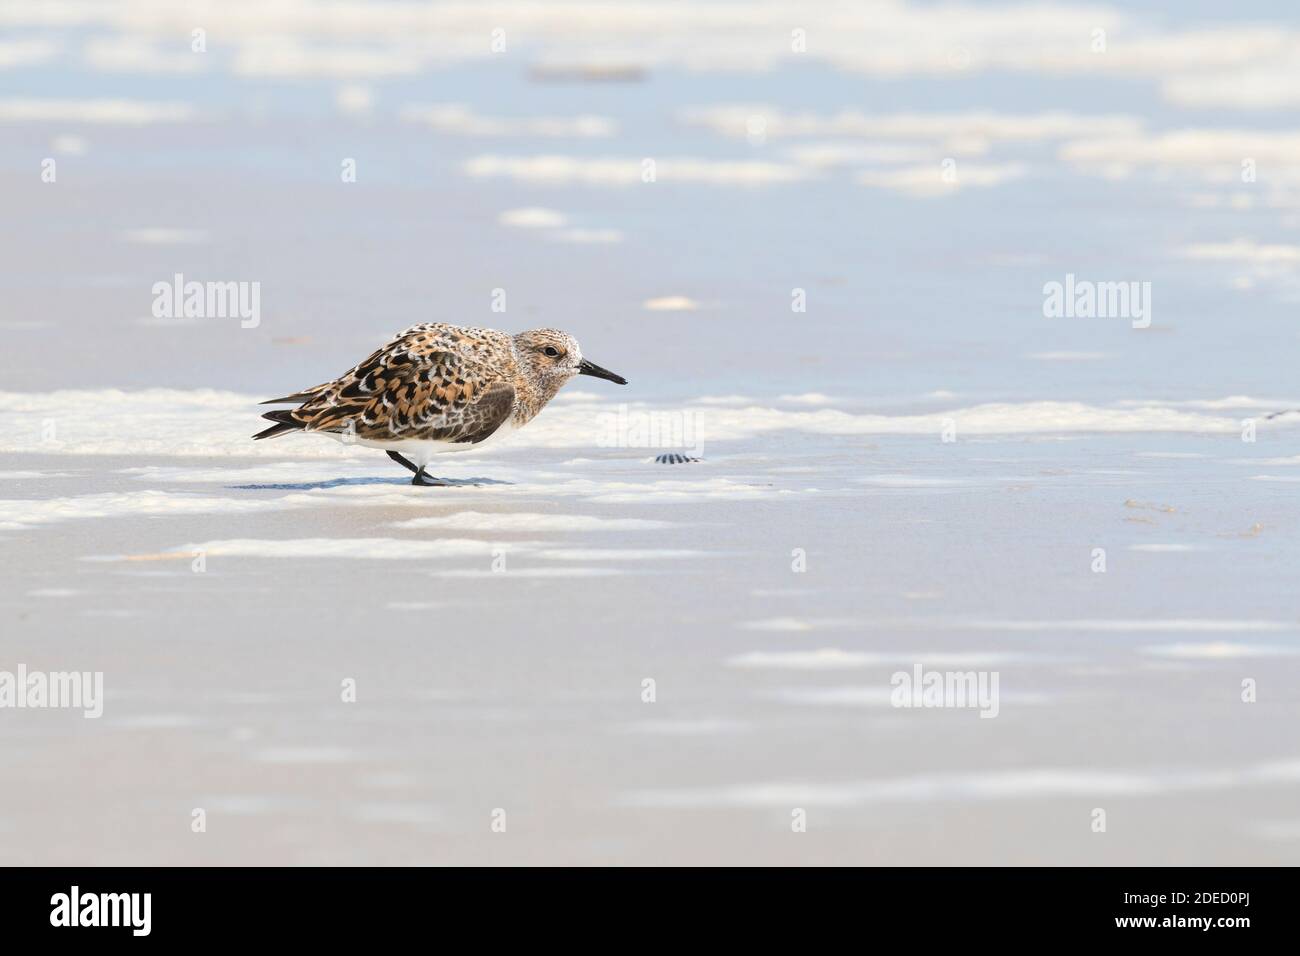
[253,323,626,483]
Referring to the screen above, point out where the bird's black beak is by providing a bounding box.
[578,358,628,385]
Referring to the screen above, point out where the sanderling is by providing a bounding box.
[252,323,627,485]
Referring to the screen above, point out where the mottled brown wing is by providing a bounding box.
[451,381,516,444]
[289,343,515,443]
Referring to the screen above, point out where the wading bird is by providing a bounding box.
[253,323,627,485]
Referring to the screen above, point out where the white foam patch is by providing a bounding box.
[1180,239,1300,264]
[168,538,507,561]
[643,296,699,311]
[1061,131,1300,182]
[783,142,948,168]
[683,399,1249,438]
[764,686,1049,709]
[1178,239,1300,290]
[385,475,777,506]
[0,390,1270,461]
[1229,455,1300,466]
[739,617,854,632]
[967,619,1292,633]
[6,483,502,530]
[727,649,1027,669]
[1120,395,1296,411]
[464,155,810,186]
[122,462,370,483]
[1142,642,1300,659]
[25,1,1300,102]
[737,617,1296,635]
[115,467,785,514]
[50,134,86,155]
[582,479,786,504]
[857,161,1027,197]
[84,37,208,74]
[683,107,1144,144]
[0,490,286,530]
[498,207,567,228]
[335,84,373,115]
[0,97,194,124]
[1164,64,1300,110]
[234,42,424,78]
[403,104,614,137]
[534,547,701,560]
[119,227,208,245]
[778,393,838,406]
[429,566,621,578]
[392,512,670,532]
[620,758,1300,808]
[0,39,58,69]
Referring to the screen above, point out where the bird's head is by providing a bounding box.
[513,328,628,388]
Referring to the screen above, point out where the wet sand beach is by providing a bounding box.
[3,0,1300,865]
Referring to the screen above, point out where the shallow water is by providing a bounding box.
[2,0,1300,865]
[4,419,1300,864]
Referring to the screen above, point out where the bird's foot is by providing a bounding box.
[411,469,447,487]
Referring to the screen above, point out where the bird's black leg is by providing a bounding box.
[387,450,419,474]
[411,466,447,487]
[387,450,445,486]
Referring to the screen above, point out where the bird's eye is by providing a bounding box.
[542,346,561,357]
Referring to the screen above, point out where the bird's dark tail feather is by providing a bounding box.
[260,381,332,405]
[252,408,304,440]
